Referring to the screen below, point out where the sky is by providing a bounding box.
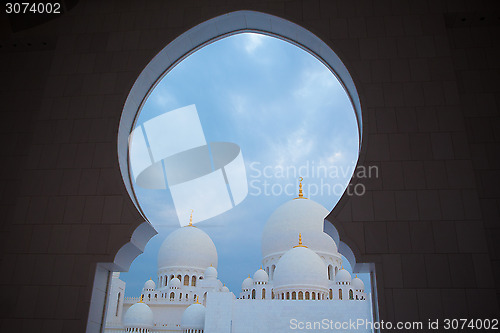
[120,32,367,296]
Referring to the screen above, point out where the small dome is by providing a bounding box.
[158,226,218,271]
[336,268,351,284]
[181,303,206,330]
[169,277,181,289]
[204,265,217,279]
[143,278,156,291]
[253,268,269,283]
[351,275,364,291]
[241,276,254,291]
[221,285,230,292]
[123,302,154,329]
[273,245,328,291]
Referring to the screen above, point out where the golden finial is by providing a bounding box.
[139,294,144,303]
[293,233,307,248]
[194,296,201,304]
[293,177,308,199]
[185,209,194,227]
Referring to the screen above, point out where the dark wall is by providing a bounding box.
[0,0,498,331]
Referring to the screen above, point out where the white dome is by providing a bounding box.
[351,276,365,290]
[221,285,230,292]
[158,226,218,271]
[169,277,181,289]
[312,232,339,254]
[123,302,154,329]
[143,278,156,291]
[263,198,329,233]
[204,265,217,279]
[273,246,328,290]
[253,268,268,283]
[336,268,351,284]
[261,199,337,259]
[241,276,254,291]
[181,303,206,330]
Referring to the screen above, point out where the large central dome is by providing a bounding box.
[261,198,334,259]
[158,226,218,270]
[263,198,329,233]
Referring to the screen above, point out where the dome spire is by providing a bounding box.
[293,233,307,248]
[139,294,144,303]
[194,295,201,304]
[187,209,194,227]
[294,177,308,199]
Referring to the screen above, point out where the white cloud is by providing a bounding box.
[243,33,264,54]
[150,86,178,108]
[285,127,315,162]
[155,206,178,223]
[268,127,315,169]
[324,151,343,164]
[294,65,337,101]
[229,94,247,114]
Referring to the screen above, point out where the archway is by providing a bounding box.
[88,9,374,333]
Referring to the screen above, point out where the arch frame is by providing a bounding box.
[90,9,373,333]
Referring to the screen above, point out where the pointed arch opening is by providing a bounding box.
[88,9,378,333]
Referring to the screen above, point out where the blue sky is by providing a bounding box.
[121,32,366,296]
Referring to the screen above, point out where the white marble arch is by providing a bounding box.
[88,9,368,333]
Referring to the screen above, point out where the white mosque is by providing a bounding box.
[104,182,373,333]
